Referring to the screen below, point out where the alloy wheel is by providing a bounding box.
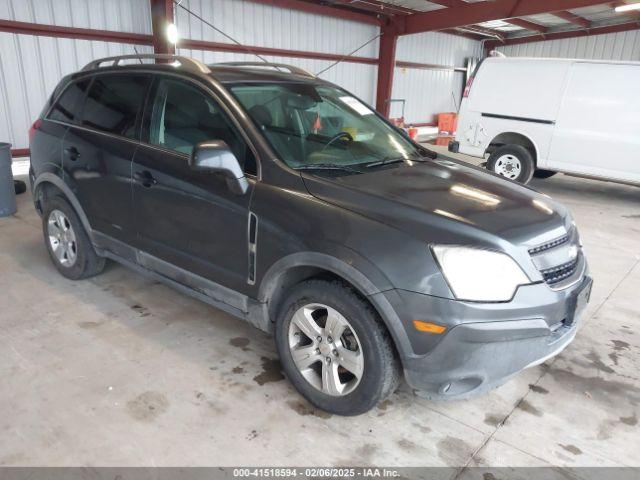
[288,303,364,396]
[47,209,78,267]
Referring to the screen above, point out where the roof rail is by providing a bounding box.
[213,61,315,78]
[82,54,211,74]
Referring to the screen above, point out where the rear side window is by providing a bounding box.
[48,79,91,124]
[82,74,150,139]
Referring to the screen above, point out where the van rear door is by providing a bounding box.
[548,62,640,183]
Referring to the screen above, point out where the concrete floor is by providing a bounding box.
[1,150,639,469]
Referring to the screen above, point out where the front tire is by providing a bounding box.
[42,195,105,280]
[487,145,534,184]
[275,280,401,416]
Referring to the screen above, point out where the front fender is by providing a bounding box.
[258,250,415,364]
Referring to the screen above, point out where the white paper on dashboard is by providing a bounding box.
[339,96,374,116]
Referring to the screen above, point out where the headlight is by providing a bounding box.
[431,245,531,302]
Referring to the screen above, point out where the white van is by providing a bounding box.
[449,57,640,185]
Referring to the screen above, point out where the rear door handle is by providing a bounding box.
[64,146,80,161]
[133,170,157,188]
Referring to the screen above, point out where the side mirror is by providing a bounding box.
[190,141,249,195]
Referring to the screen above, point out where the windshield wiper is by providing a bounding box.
[365,156,407,168]
[295,163,364,174]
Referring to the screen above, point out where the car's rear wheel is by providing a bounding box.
[487,145,534,184]
[275,280,401,416]
[42,195,105,280]
[533,169,557,179]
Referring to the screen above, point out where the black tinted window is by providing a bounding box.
[48,79,91,124]
[148,78,256,175]
[82,74,150,138]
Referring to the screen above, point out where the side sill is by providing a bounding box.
[93,234,271,333]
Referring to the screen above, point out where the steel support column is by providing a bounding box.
[375,25,398,118]
[150,0,175,55]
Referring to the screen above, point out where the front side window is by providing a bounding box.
[230,83,425,170]
[82,74,150,139]
[48,78,91,124]
[147,78,256,175]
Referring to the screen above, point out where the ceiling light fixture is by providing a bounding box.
[615,2,640,12]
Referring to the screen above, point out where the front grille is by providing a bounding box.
[528,234,569,255]
[529,229,582,288]
[540,259,579,286]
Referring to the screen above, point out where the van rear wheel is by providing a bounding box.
[487,145,534,184]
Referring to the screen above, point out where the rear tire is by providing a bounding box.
[42,195,105,280]
[275,280,401,416]
[487,145,534,184]
[533,169,557,179]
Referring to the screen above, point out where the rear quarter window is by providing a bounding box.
[81,74,150,139]
[47,78,91,124]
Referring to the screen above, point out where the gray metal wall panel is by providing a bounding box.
[0,32,152,149]
[178,47,378,106]
[175,0,379,58]
[497,30,640,61]
[175,0,380,105]
[393,31,481,123]
[0,0,152,34]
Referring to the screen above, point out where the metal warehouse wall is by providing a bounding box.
[393,31,481,124]
[0,0,482,149]
[174,0,379,104]
[497,30,640,61]
[0,0,152,150]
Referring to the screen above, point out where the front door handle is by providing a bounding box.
[64,146,80,161]
[133,170,157,188]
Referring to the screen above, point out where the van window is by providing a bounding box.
[147,78,256,175]
[82,74,150,139]
[48,79,91,124]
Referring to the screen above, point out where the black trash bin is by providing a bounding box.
[0,142,17,217]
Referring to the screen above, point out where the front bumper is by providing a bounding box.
[377,275,593,400]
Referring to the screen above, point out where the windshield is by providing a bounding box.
[229,83,425,169]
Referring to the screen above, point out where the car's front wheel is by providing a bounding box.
[275,280,401,416]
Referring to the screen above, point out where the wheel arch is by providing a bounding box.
[33,173,93,238]
[258,252,412,362]
[486,131,539,164]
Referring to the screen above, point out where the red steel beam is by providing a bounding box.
[441,28,486,41]
[247,0,382,25]
[485,21,640,49]
[427,0,543,34]
[0,19,153,45]
[150,0,175,55]
[330,0,415,16]
[460,24,506,40]
[375,25,398,118]
[396,60,466,72]
[182,38,378,65]
[11,149,30,158]
[552,10,591,28]
[403,0,607,35]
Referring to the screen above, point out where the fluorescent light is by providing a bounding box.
[166,23,179,44]
[615,2,640,12]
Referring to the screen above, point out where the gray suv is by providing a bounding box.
[29,55,592,415]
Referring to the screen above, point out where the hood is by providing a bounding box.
[301,157,571,247]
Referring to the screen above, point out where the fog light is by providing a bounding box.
[413,320,446,334]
